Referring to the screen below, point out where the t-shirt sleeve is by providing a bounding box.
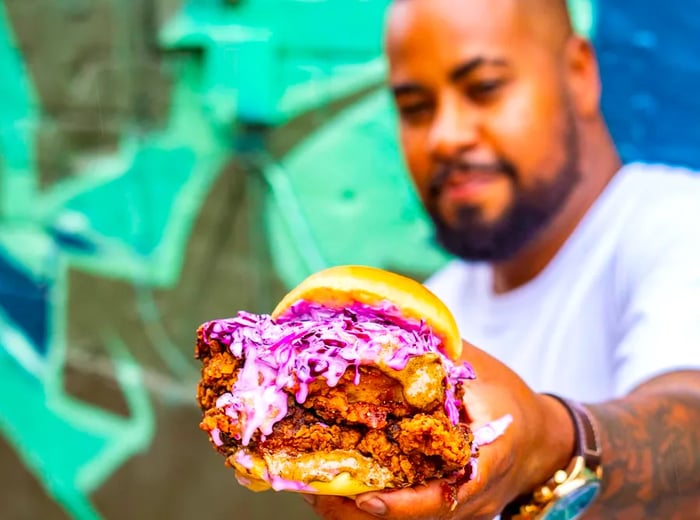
[613,186,700,396]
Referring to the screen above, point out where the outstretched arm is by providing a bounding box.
[584,370,700,519]
[305,345,700,520]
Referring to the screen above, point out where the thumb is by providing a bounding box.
[356,487,442,519]
[354,480,462,519]
[354,460,492,519]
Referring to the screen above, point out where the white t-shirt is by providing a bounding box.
[425,162,700,403]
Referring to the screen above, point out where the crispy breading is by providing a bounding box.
[394,412,473,468]
[301,367,415,428]
[356,412,472,485]
[195,325,226,359]
[197,350,240,410]
[195,325,241,411]
[200,407,241,457]
[260,407,362,453]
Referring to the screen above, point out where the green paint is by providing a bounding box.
[0,236,154,518]
[0,3,230,518]
[0,342,152,520]
[266,90,450,288]
[34,60,228,287]
[0,4,38,219]
[160,0,390,124]
[568,0,598,38]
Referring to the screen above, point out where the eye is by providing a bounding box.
[467,79,505,101]
[397,100,434,124]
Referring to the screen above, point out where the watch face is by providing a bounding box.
[544,482,601,520]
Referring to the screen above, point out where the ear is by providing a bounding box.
[564,36,601,119]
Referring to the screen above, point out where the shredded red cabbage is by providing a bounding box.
[203,300,476,445]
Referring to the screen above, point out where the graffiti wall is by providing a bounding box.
[0,0,698,519]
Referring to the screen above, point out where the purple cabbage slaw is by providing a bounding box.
[202,300,476,446]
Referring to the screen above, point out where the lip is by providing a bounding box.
[440,170,502,203]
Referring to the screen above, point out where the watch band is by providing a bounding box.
[501,395,603,519]
[543,394,602,470]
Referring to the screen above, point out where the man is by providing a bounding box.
[304,0,700,518]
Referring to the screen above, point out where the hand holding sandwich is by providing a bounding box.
[196,265,574,519]
[306,340,575,520]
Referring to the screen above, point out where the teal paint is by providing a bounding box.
[0,2,231,517]
[0,4,38,219]
[265,90,449,288]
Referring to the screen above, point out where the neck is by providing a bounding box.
[491,125,621,294]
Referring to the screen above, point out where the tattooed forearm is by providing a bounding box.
[585,371,700,518]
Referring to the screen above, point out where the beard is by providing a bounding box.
[426,110,581,263]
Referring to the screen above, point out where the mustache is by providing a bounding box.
[428,159,518,198]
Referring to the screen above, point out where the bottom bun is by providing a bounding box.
[230,448,392,496]
[234,470,382,496]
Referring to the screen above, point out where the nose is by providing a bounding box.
[428,96,480,163]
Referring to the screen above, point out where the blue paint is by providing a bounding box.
[596,2,700,169]
[0,252,49,355]
[48,226,98,254]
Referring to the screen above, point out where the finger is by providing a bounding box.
[309,494,380,520]
[355,473,487,520]
[357,484,444,520]
[358,455,496,519]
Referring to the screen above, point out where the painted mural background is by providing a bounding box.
[0,1,697,519]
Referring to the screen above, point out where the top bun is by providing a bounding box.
[272,265,462,360]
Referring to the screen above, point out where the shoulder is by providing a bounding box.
[616,162,700,215]
[612,162,700,287]
[612,163,700,246]
[606,164,700,395]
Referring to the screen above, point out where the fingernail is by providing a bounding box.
[301,494,316,506]
[357,497,387,516]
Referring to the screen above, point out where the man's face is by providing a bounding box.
[386,0,581,261]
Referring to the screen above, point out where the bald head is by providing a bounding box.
[389,0,574,56]
[521,0,574,50]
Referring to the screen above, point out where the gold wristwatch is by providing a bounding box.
[501,395,603,520]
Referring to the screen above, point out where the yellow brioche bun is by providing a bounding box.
[272,265,462,360]
[234,470,382,496]
[231,449,391,496]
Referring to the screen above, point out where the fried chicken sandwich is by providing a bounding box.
[196,265,482,496]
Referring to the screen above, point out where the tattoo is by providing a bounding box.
[586,372,700,519]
